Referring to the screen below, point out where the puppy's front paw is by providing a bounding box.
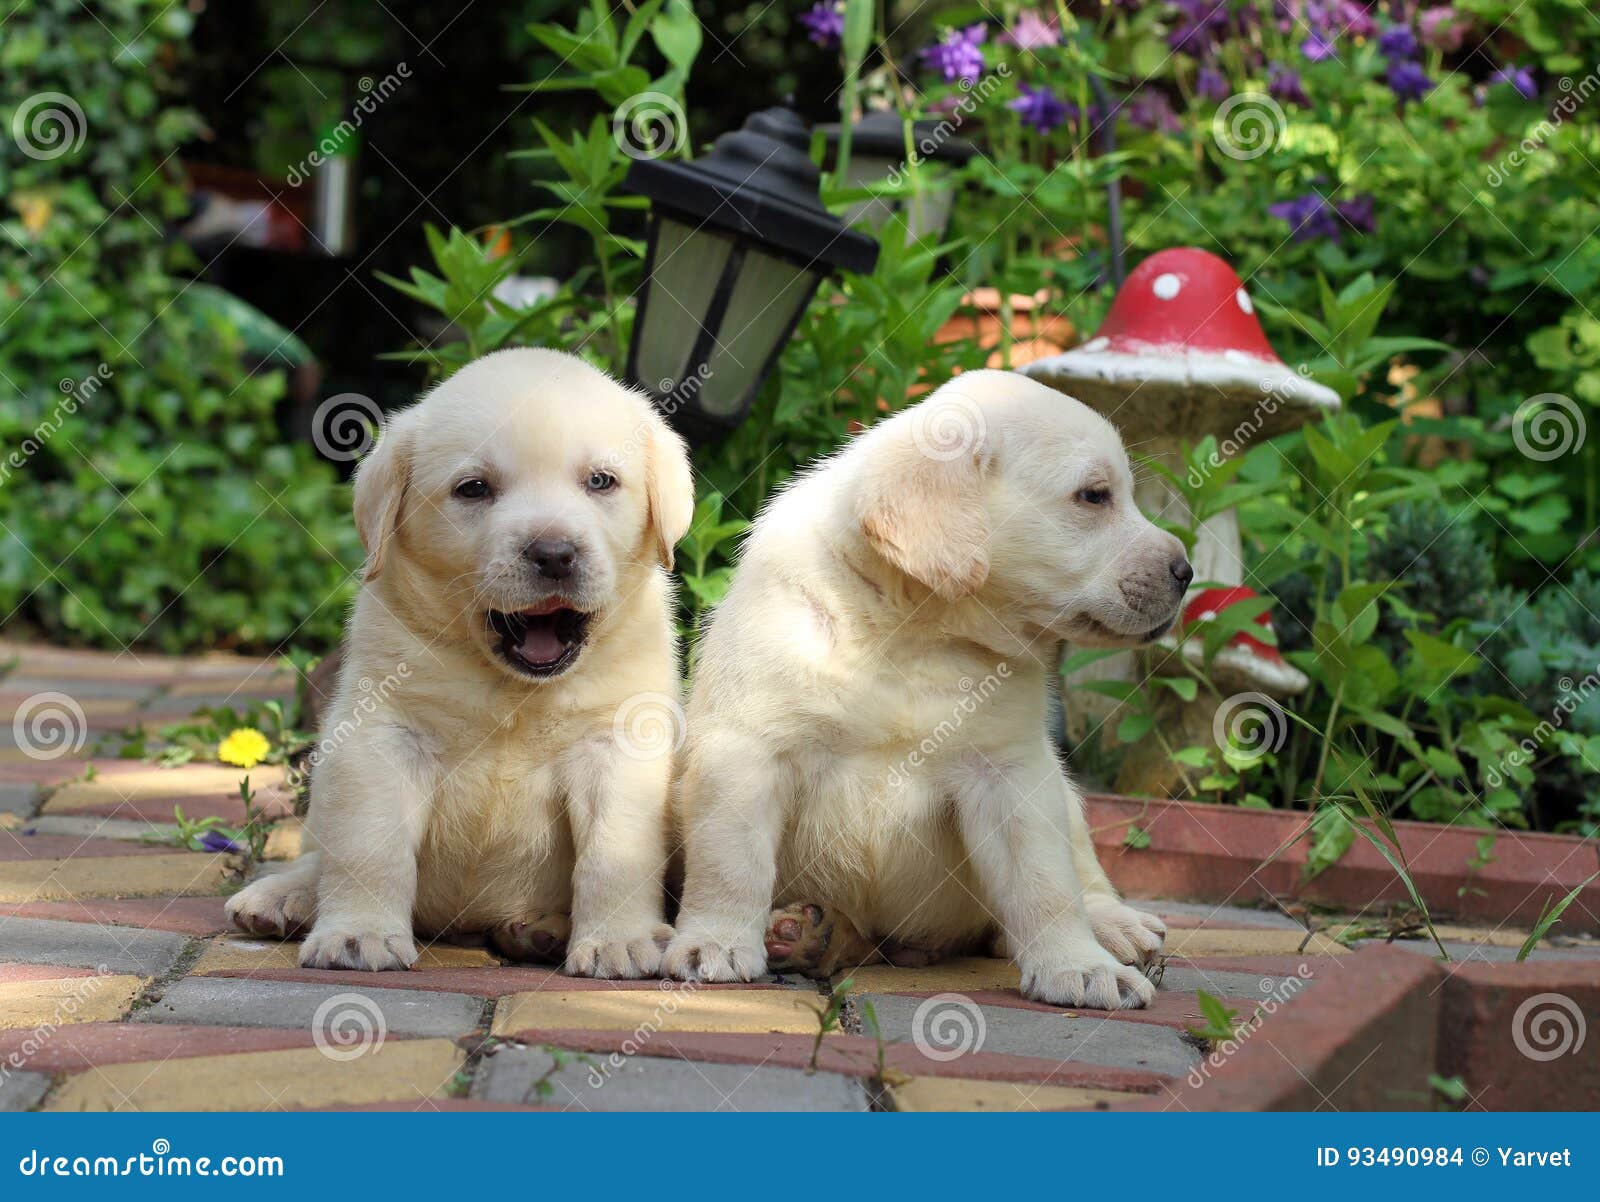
[1021,940,1155,1010]
[662,923,766,982]
[298,922,417,972]
[226,874,315,939]
[1087,899,1166,967]
[565,922,672,980]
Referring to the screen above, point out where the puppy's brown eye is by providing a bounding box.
[1078,487,1112,506]
[586,470,618,493]
[454,478,491,501]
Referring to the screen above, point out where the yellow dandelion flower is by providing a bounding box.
[217,727,271,769]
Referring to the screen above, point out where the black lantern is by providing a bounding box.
[821,111,977,243]
[623,108,878,440]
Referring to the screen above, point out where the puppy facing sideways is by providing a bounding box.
[227,349,694,976]
[664,370,1191,1009]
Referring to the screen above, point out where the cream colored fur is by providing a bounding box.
[664,370,1186,1009]
[226,348,693,977]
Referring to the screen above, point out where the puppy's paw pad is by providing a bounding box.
[299,925,417,972]
[1087,900,1166,966]
[491,912,572,964]
[763,903,830,975]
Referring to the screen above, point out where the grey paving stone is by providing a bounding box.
[1138,899,1305,929]
[475,1045,868,1112]
[1156,966,1306,998]
[133,976,484,1039]
[0,782,40,817]
[21,815,178,843]
[0,916,188,977]
[864,993,1200,1077]
[1361,939,1600,964]
[2,676,158,700]
[0,1070,51,1112]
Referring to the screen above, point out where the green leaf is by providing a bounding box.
[1518,871,1600,960]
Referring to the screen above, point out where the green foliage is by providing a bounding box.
[0,0,359,652]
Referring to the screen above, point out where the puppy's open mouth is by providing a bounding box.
[487,602,591,677]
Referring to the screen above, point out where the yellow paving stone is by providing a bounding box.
[0,975,145,1029]
[45,764,287,810]
[842,957,1020,994]
[46,1039,464,1112]
[1430,922,1533,949]
[0,853,231,902]
[493,988,822,1036]
[1163,927,1346,958]
[888,1076,1139,1112]
[190,935,498,974]
[263,818,303,861]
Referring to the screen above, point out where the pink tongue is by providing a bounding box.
[518,624,566,664]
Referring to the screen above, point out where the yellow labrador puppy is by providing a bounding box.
[228,349,693,976]
[664,370,1189,1009]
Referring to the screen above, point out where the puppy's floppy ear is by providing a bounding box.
[352,413,414,582]
[856,402,993,600]
[643,409,694,570]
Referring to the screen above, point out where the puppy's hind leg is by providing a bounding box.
[491,911,572,965]
[765,903,883,979]
[226,852,321,939]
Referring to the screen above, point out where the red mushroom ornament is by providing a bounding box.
[1180,586,1308,699]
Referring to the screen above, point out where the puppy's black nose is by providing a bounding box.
[1170,557,1194,590]
[525,538,577,580]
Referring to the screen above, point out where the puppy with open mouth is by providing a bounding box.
[227,349,693,975]
[665,370,1190,1009]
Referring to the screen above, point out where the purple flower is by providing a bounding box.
[1333,1,1376,39]
[1002,10,1060,50]
[1196,65,1231,100]
[1169,0,1233,56]
[1386,58,1433,103]
[1335,194,1376,233]
[1301,32,1338,62]
[1418,6,1466,52]
[919,24,987,84]
[199,830,245,854]
[1269,64,1311,107]
[1008,83,1069,134]
[1491,65,1538,100]
[1378,24,1419,59]
[1268,192,1341,242]
[798,3,844,48]
[1124,89,1182,134]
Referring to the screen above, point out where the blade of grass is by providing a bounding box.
[1517,870,1600,961]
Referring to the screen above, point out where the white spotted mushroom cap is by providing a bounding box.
[1022,247,1340,440]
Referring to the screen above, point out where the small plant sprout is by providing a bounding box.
[1186,991,1245,1043]
[1517,870,1600,961]
[808,976,855,1072]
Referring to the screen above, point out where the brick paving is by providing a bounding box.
[3,640,1595,1112]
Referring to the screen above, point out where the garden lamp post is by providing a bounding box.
[820,110,976,243]
[623,107,879,441]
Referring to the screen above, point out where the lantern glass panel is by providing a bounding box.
[701,248,820,419]
[633,217,733,393]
